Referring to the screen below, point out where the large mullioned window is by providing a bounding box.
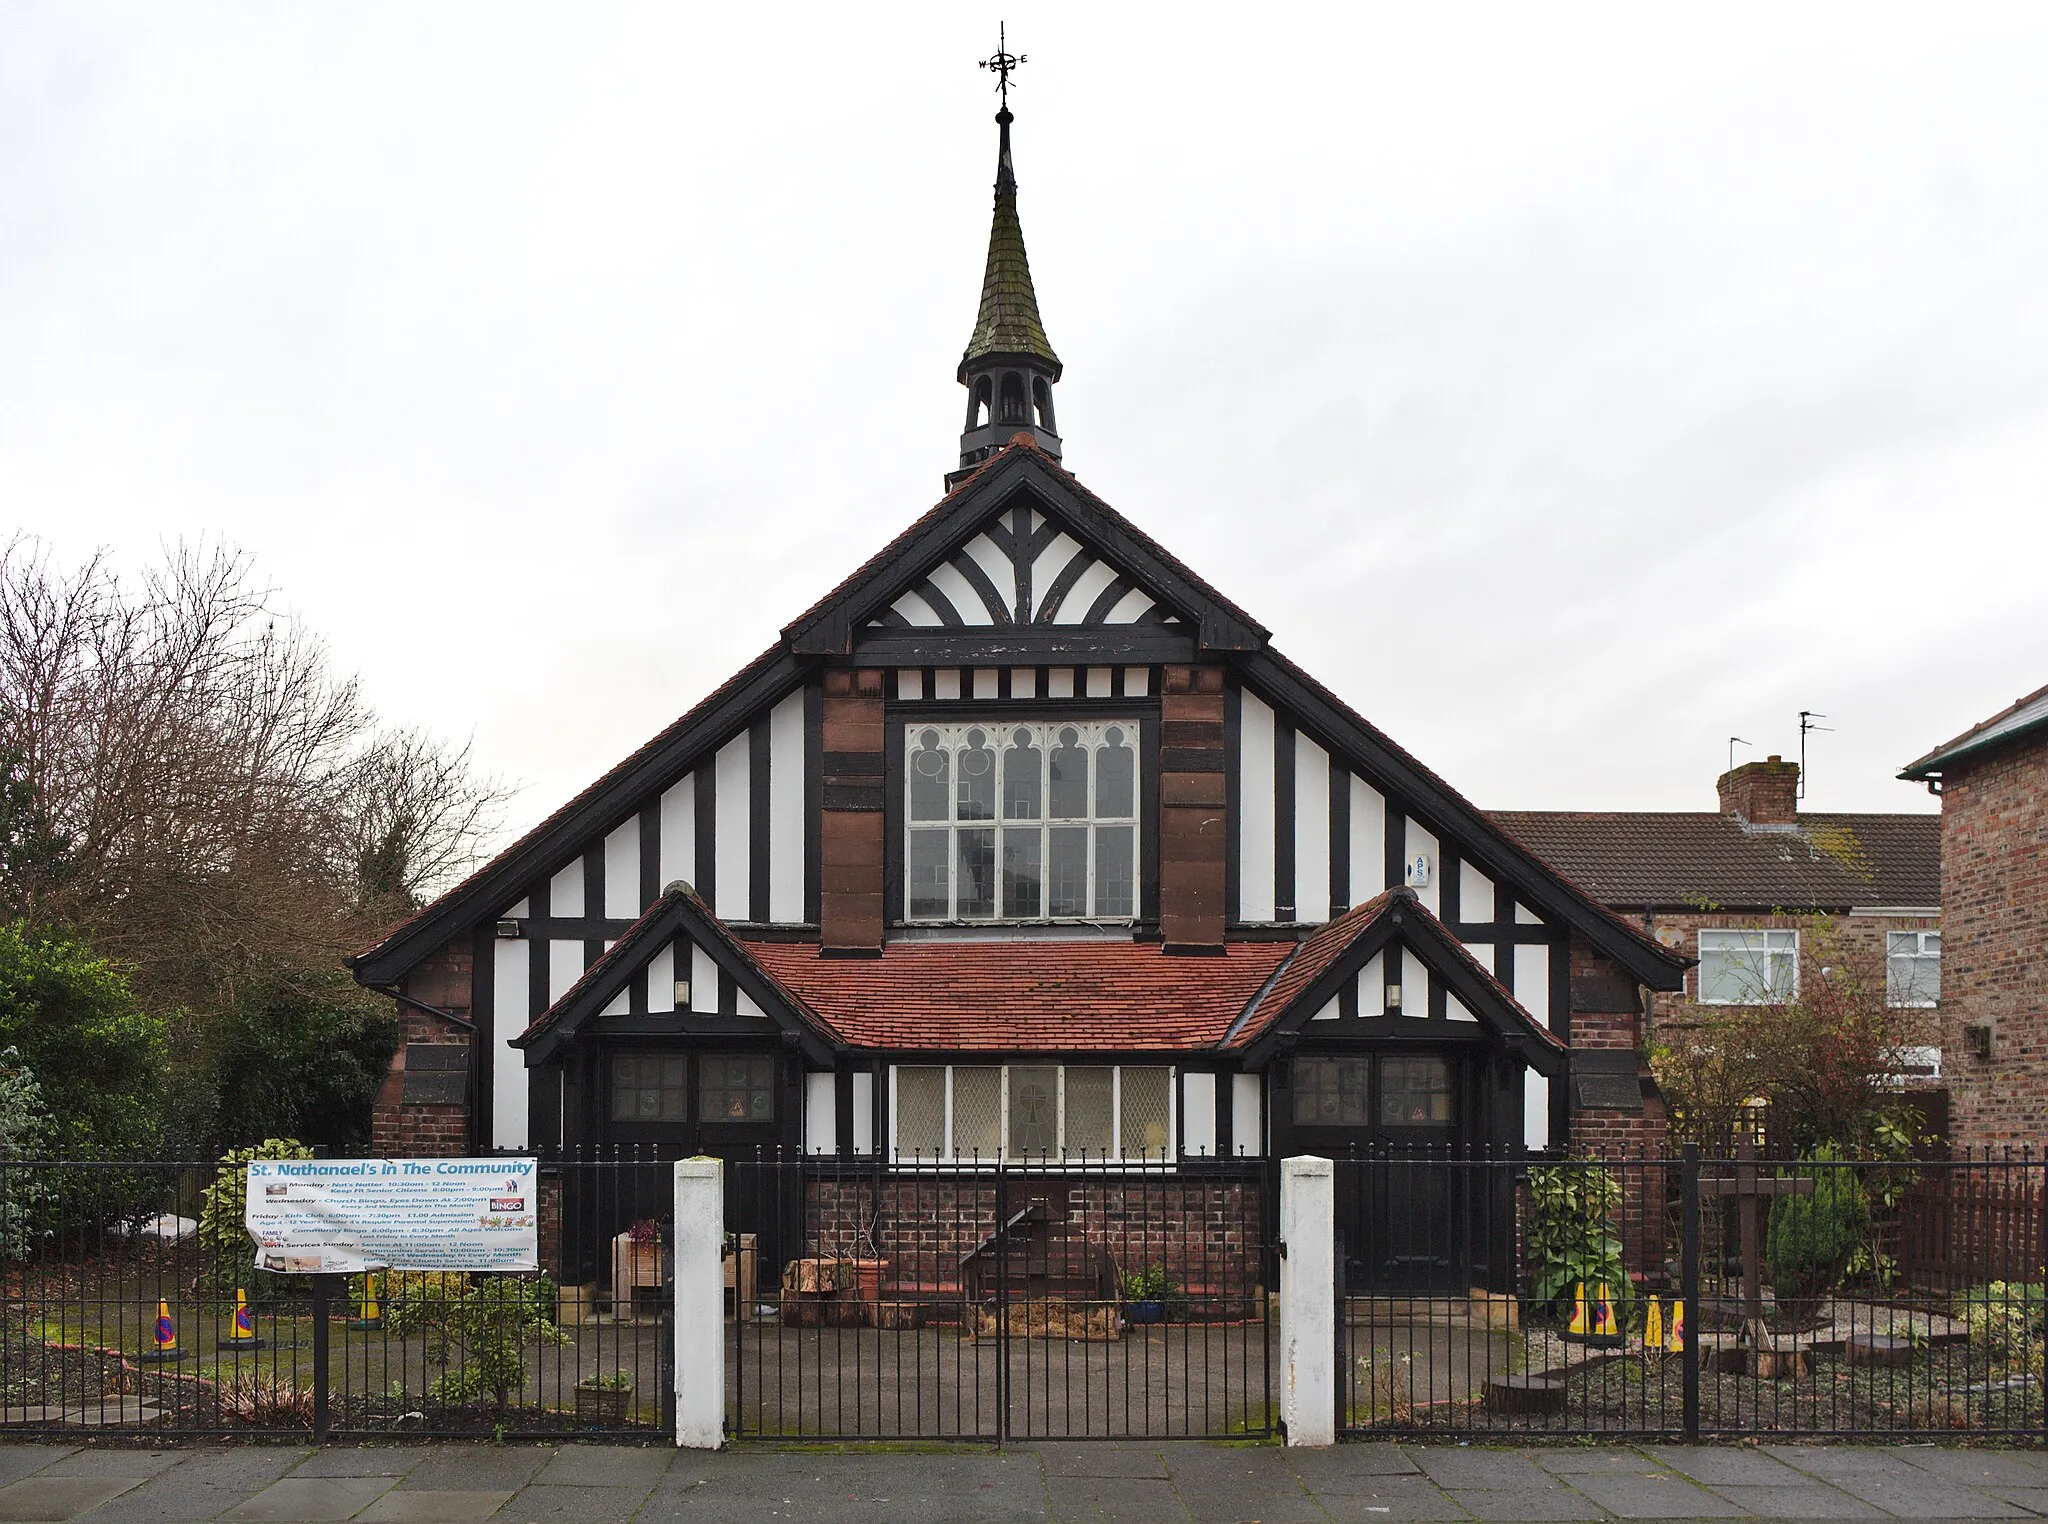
[890,1064,1174,1163]
[905,721,1139,922]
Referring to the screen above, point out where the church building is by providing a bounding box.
[350,92,1687,1259]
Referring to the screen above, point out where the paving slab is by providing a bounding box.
[1758,1447,1924,1482]
[0,1473,143,1521]
[656,1451,1044,1524]
[1645,1447,1814,1487]
[1031,1443,1168,1479]
[1046,1472,1188,1521]
[221,1475,398,1521]
[1985,1487,2048,1515]
[1706,1483,1886,1518]
[1537,1447,1659,1474]
[1285,1443,1421,1486]
[1314,1484,1473,1524]
[477,1482,647,1522]
[286,1448,420,1479]
[1180,1484,1330,1524]
[0,1446,75,1486]
[1565,1468,1748,1518]
[39,1452,184,1479]
[1807,1475,2032,1518]
[1407,1447,1554,1488]
[355,1489,512,1521]
[1444,1484,1606,1520]
[531,1446,671,1489]
[396,1447,553,1492]
[1892,1448,2048,1488]
[71,1449,317,1524]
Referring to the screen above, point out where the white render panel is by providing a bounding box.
[549,940,581,1003]
[601,944,629,1016]
[647,944,676,1013]
[1055,558,1120,625]
[1404,817,1441,916]
[1010,668,1037,698]
[1294,735,1331,922]
[896,669,924,701]
[1311,996,1339,1021]
[1123,667,1150,697]
[491,936,530,1150]
[925,560,992,626]
[1046,668,1075,699]
[714,734,750,919]
[550,858,583,918]
[932,669,962,701]
[1516,901,1543,926]
[1525,1071,1552,1150]
[659,773,696,891]
[768,691,805,922]
[1086,667,1113,698]
[735,984,766,1018]
[1182,1073,1218,1157]
[973,668,998,699]
[604,820,640,919]
[1460,861,1494,924]
[1447,992,1478,1023]
[1462,941,1495,975]
[890,589,941,626]
[804,1072,835,1156]
[963,532,1018,617]
[1349,775,1386,900]
[1031,534,1084,615]
[1237,689,1276,921]
[1357,950,1386,1016]
[1232,1073,1263,1157]
[691,944,718,1011]
[1105,587,1156,622]
[1401,947,1429,1018]
[851,1071,875,1155]
[1515,943,1552,1027]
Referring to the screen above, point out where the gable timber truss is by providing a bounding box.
[352,442,1687,994]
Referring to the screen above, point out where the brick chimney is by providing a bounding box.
[1716,754,1799,825]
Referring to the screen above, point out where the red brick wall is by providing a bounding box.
[1939,736,2048,1149]
[369,936,474,1157]
[1716,757,1799,825]
[1639,910,1939,1032]
[1158,665,1228,949]
[1565,938,1668,1166]
[820,669,885,952]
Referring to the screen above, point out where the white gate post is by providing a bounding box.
[1280,1154,1335,1446]
[672,1157,724,1448]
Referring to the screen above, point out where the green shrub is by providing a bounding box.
[197,1138,313,1292]
[1766,1147,1868,1318]
[424,1276,566,1407]
[1960,1281,2045,1379]
[1526,1165,1635,1321]
[0,1048,51,1259]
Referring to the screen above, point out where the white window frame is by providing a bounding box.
[1886,930,1941,1008]
[1696,928,1799,1005]
[886,1063,1177,1167]
[903,718,1142,923]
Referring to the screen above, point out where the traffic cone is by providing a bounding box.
[1567,1283,1590,1336]
[348,1273,384,1330]
[1643,1296,1665,1351]
[1591,1283,1617,1340]
[140,1299,186,1363]
[1666,1298,1687,1353]
[221,1287,263,1352]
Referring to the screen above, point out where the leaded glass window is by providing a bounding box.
[903,721,1141,922]
[887,1063,1177,1163]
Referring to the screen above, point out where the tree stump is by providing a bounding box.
[1483,1375,1565,1416]
[1846,1333,1914,1368]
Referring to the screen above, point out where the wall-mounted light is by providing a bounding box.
[673,980,691,1010]
[495,920,521,940]
[1386,983,1403,1012]
[1967,1023,1994,1062]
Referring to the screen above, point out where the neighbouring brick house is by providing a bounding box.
[348,97,1688,1295]
[1492,756,1943,1142]
[1901,683,2048,1152]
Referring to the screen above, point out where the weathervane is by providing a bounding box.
[979,23,1025,108]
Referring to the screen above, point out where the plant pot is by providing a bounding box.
[575,1384,632,1425]
[1125,1299,1164,1325]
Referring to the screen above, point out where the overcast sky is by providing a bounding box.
[8,3,2046,842]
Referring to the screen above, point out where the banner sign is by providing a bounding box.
[245,1158,539,1274]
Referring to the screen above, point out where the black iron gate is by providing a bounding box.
[724,1154,1274,1440]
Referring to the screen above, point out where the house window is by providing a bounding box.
[699,1053,777,1123]
[611,1055,689,1122]
[1696,929,1799,1005]
[1887,931,1940,1007]
[1292,1055,1452,1128]
[889,1063,1174,1162]
[905,721,1140,922]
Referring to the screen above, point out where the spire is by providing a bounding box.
[954,30,1063,480]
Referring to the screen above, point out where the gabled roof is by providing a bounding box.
[745,937,1290,1052]
[513,884,835,1066]
[1224,889,1569,1075]
[1488,811,1940,912]
[1901,680,2048,782]
[352,438,1688,992]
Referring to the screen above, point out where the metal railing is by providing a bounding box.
[1333,1146,2048,1439]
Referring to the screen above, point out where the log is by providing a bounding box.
[1845,1334,1914,1369]
[1483,1375,1565,1416]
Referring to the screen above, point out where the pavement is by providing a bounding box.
[3,1439,2048,1522]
